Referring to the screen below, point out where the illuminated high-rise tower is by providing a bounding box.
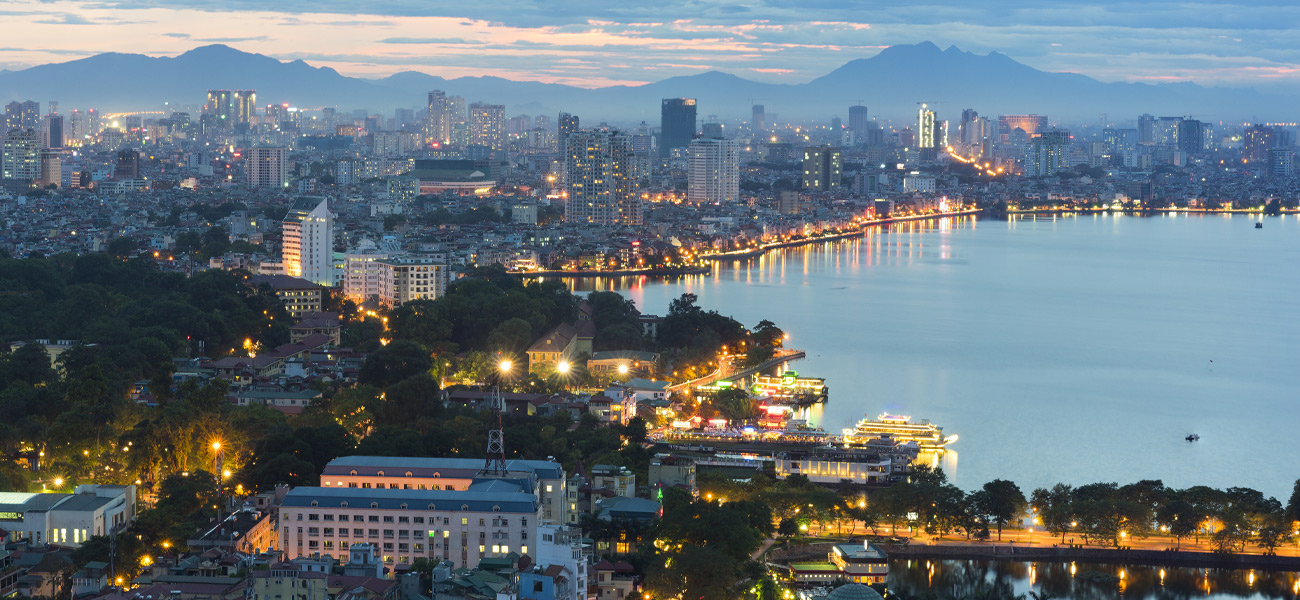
[564,130,641,226]
[660,98,697,158]
[426,90,449,145]
[469,102,506,153]
[917,104,937,149]
[206,90,233,123]
[687,138,740,204]
[233,90,257,124]
[282,197,334,287]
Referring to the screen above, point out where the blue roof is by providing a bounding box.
[324,456,564,480]
[282,486,540,514]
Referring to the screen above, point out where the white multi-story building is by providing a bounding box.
[687,138,740,204]
[278,485,539,570]
[246,146,288,189]
[469,103,506,153]
[375,256,448,306]
[2,128,40,181]
[342,242,390,305]
[526,525,590,600]
[282,197,334,287]
[0,484,136,546]
[319,456,568,526]
[563,131,641,226]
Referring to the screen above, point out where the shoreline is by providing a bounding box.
[700,209,982,262]
[878,542,1300,572]
[1005,207,1298,216]
[514,265,712,279]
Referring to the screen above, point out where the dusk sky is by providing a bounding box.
[3,0,1299,91]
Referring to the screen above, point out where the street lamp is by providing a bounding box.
[499,360,512,374]
[557,361,570,374]
[618,364,629,375]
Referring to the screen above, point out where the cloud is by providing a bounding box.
[378,37,481,44]
[34,13,95,24]
[163,32,189,38]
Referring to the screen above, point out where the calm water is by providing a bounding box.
[575,214,1300,499]
[887,558,1300,599]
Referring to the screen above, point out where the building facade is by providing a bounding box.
[282,197,334,287]
[246,146,288,189]
[563,131,641,226]
[686,138,740,204]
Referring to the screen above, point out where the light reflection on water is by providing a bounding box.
[888,558,1300,600]
[563,214,1300,498]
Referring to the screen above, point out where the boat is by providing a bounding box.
[1186,433,1200,442]
[1255,222,1263,229]
[845,413,958,451]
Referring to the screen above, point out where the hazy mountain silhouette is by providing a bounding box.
[0,42,1286,123]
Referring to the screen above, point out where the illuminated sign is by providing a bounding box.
[0,511,22,521]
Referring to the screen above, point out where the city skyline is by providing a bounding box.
[3,0,1300,93]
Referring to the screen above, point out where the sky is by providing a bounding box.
[2,0,1300,91]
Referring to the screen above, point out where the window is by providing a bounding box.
[383,516,394,523]
[521,545,528,555]
[323,514,334,521]
[308,514,319,521]
[369,516,379,522]
[461,518,468,526]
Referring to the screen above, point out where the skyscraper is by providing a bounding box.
[39,149,60,188]
[564,130,641,226]
[1243,125,1275,164]
[282,197,335,287]
[5,101,39,131]
[660,98,697,158]
[1177,119,1205,154]
[446,96,468,147]
[1,129,40,182]
[687,138,740,204]
[917,104,937,149]
[998,115,1048,143]
[114,149,140,179]
[1137,114,1155,145]
[1025,129,1070,177]
[426,90,449,144]
[41,114,64,149]
[802,146,841,191]
[206,90,233,123]
[233,90,257,124]
[469,103,506,153]
[752,105,765,132]
[848,105,869,136]
[246,146,288,188]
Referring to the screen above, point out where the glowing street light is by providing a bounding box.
[618,364,629,375]
[556,361,570,374]
[499,360,512,374]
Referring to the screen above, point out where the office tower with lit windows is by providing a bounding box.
[917,104,937,148]
[5,101,40,131]
[1137,114,1156,145]
[426,90,449,144]
[1269,148,1294,177]
[1243,125,1275,164]
[469,103,506,153]
[232,90,257,124]
[1025,129,1070,177]
[687,138,740,204]
[752,105,765,132]
[445,96,468,146]
[660,98,697,158]
[563,130,641,226]
[246,146,288,189]
[801,145,841,191]
[282,197,334,287]
[206,90,233,123]
[997,114,1048,143]
[1,129,40,182]
[557,112,579,153]
[113,148,140,179]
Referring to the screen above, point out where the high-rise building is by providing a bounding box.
[1137,114,1156,145]
[997,115,1048,143]
[660,98,697,158]
[1269,148,1294,177]
[1243,125,1275,164]
[5,101,40,131]
[426,90,449,144]
[802,145,841,191]
[848,105,869,137]
[206,90,233,123]
[233,90,257,124]
[39,149,60,188]
[41,114,64,149]
[702,121,724,139]
[246,146,288,189]
[468,103,506,153]
[282,197,334,287]
[564,130,641,226]
[1,129,40,182]
[687,138,740,204]
[558,112,580,153]
[114,148,140,179]
[1153,116,1182,146]
[1024,129,1070,177]
[752,105,765,132]
[917,104,938,149]
[1177,119,1205,154]
[446,96,468,147]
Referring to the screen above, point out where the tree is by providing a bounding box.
[1157,499,1202,550]
[978,479,1027,541]
[1256,519,1290,555]
[623,417,648,444]
[107,237,137,259]
[358,340,433,388]
[777,517,798,537]
[1284,479,1300,525]
[485,317,533,355]
[712,388,759,421]
[1031,484,1073,543]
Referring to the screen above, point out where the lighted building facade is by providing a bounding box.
[659,98,697,158]
[563,131,642,226]
[2,128,40,182]
[469,103,505,153]
[802,145,842,191]
[686,138,740,204]
[997,114,1048,143]
[282,197,334,287]
[246,146,288,189]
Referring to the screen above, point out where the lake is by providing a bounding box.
[574,213,1300,500]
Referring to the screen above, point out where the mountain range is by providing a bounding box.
[0,42,1289,123]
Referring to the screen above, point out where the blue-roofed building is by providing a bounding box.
[278,484,542,572]
[320,456,568,525]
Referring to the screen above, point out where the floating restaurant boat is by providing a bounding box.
[749,370,828,406]
[845,413,958,451]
